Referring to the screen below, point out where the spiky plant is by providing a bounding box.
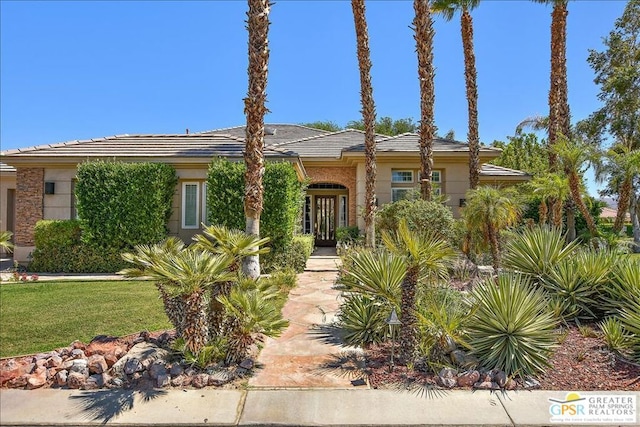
[338,294,388,348]
[502,226,579,283]
[0,231,14,254]
[218,279,289,364]
[599,317,633,356]
[619,299,640,362]
[604,257,640,315]
[382,218,456,364]
[120,239,234,354]
[467,273,559,377]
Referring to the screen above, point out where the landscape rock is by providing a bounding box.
[239,358,254,370]
[474,381,500,390]
[457,370,480,387]
[67,371,88,389]
[208,370,234,386]
[192,373,209,389]
[84,374,105,390]
[70,359,88,374]
[0,359,32,386]
[450,350,467,367]
[55,370,68,386]
[10,375,29,388]
[437,368,458,389]
[111,342,169,377]
[26,367,47,389]
[170,374,187,387]
[123,358,144,375]
[170,364,184,377]
[70,349,86,359]
[46,355,63,368]
[148,361,167,379]
[524,377,541,389]
[492,370,507,388]
[157,373,171,388]
[87,355,108,374]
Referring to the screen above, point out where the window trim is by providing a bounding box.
[182,182,200,229]
[391,170,414,183]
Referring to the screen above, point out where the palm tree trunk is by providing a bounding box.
[351,0,377,249]
[461,9,480,190]
[488,225,500,270]
[565,198,576,242]
[568,172,597,236]
[539,200,548,225]
[182,290,209,354]
[243,0,271,278]
[631,192,640,253]
[399,265,419,364]
[413,0,435,201]
[613,176,632,233]
[156,283,186,337]
[551,197,563,228]
[547,1,570,171]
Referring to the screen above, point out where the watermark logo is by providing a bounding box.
[549,392,637,424]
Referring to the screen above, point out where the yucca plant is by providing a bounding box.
[603,258,640,315]
[502,226,579,284]
[542,257,600,321]
[337,249,405,308]
[338,294,388,348]
[0,231,14,254]
[218,280,289,364]
[619,299,640,362]
[467,273,559,377]
[599,317,633,355]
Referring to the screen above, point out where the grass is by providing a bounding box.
[0,280,171,358]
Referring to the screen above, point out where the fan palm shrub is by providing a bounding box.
[0,231,14,254]
[382,219,456,363]
[120,238,234,354]
[467,273,558,377]
[502,226,579,283]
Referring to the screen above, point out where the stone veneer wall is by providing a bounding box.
[305,166,357,227]
[15,168,44,246]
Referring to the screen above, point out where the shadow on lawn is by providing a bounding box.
[69,389,167,424]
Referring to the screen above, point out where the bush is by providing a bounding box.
[262,234,315,273]
[467,273,558,377]
[207,159,306,252]
[336,226,360,243]
[29,220,127,273]
[76,161,177,249]
[376,199,455,243]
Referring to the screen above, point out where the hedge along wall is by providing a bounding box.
[207,158,306,250]
[75,161,178,250]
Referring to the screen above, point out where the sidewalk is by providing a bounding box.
[1,249,638,426]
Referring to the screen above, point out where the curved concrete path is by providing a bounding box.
[249,247,361,388]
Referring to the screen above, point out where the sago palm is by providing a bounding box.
[121,239,234,354]
[382,219,456,364]
[462,186,521,269]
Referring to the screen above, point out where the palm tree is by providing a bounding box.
[552,135,598,236]
[381,219,455,364]
[432,0,481,190]
[534,0,571,171]
[463,186,521,270]
[413,0,436,201]
[120,239,235,354]
[243,0,271,278]
[193,224,271,334]
[351,0,378,248]
[530,173,570,228]
[0,231,14,254]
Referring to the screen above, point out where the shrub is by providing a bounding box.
[207,158,306,252]
[599,317,633,355]
[336,226,361,243]
[338,293,388,348]
[376,199,455,243]
[76,161,177,249]
[262,234,314,273]
[29,220,127,273]
[467,273,558,377]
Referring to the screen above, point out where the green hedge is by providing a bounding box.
[262,234,315,273]
[29,220,127,273]
[376,199,456,243]
[207,158,306,250]
[75,161,177,249]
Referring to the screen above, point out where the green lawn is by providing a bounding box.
[0,280,171,358]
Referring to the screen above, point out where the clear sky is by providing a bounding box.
[0,0,628,194]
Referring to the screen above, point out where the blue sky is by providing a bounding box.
[0,1,628,194]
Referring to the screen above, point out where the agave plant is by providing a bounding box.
[604,257,640,315]
[599,317,633,355]
[120,238,234,354]
[338,293,388,348]
[467,273,558,377]
[502,226,579,283]
[619,300,640,362]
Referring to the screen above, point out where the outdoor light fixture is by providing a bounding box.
[44,182,55,195]
[386,308,401,372]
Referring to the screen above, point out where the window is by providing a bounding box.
[303,196,312,234]
[338,195,347,228]
[392,170,413,183]
[391,188,413,202]
[432,170,442,196]
[182,182,200,229]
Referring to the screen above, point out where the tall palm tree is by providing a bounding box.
[530,172,570,228]
[432,0,481,190]
[413,0,437,201]
[243,0,271,278]
[534,0,571,171]
[120,239,234,354]
[351,0,378,248]
[463,186,521,270]
[552,135,598,236]
[381,219,455,364]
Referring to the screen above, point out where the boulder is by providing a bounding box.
[239,358,254,370]
[67,371,88,389]
[170,375,187,387]
[83,374,105,390]
[110,342,169,377]
[26,367,47,390]
[0,359,32,386]
[70,359,88,374]
[70,349,86,360]
[46,355,63,368]
[87,355,108,374]
[55,370,68,387]
[148,361,167,380]
[437,368,458,389]
[192,373,209,389]
[169,363,184,377]
[156,373,171,388]
[457,370,480,387]
[473,381,500,390]
[492,370,507,388]
[124,359,144,375]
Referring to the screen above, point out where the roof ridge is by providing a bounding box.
[270,129,353,147]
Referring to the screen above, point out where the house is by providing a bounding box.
[0,124,529,263]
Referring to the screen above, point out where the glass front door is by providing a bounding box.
[314,195,336,246]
